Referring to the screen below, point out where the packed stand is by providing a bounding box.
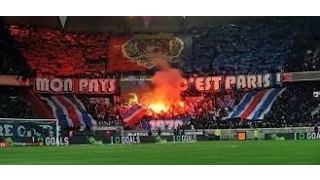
[285,33,320,72]
[4,19,319,130]
[186,82,320,130]
[0,26,31,76]
[265,81,320,127]
[9,25,110,77]
[78,96,123,127]
[124,91,246,130]
[187,17,320,74]
[0,87,38,118]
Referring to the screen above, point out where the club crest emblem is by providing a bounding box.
[122,34,184,69]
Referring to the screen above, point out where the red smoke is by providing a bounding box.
[145,56,184,114]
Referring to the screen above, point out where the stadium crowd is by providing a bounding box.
[9,25,110,77]
[265,82,320,127]
[183,82,320,130]
[186,17,320,75]
[0,17,320,131]
[79,96,123,127]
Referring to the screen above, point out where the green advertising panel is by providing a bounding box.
[295,132,320,140]
[265,133,295,140]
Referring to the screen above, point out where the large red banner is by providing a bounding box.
[33,77,120,95]
[107,35,147,72]
[107,34,184,72]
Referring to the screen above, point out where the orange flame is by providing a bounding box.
[148,103,168,114]
[178,101,184,107]
[142,56,187,115]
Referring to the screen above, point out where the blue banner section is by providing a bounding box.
[227,88,285,120]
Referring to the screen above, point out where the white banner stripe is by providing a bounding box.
[40,95,73,127]
[39,96,58,120]
[258,88,286,119]
[51,96,74,127]
[246,89,273,119]
[72,95,96,125]
[236,91,257,118]
[227,92,250,118]
[62,96,86,127]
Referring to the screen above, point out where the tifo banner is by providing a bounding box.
[33,77,120,94]
[40,94,96,128]
[140,118,191,130]
[181,73,282,92]
[295,132,320,140]
[265,133,295,140]
[107,33,185,72]
[227,88,285,120]
[120,73,283,101]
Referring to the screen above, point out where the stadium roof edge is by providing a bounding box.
[0,16,256,33]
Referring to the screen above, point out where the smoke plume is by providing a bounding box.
[146,56,183,112]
